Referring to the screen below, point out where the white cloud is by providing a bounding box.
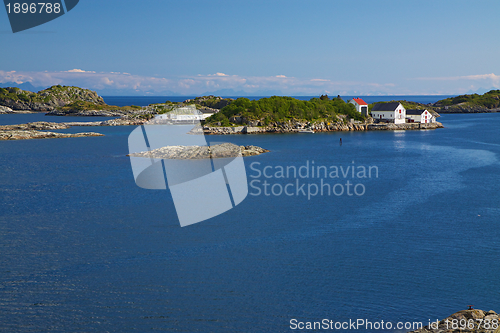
[208,72,228,77]
[0,69,424,96]
[65,69,96,73]
[409,73,500,94]
[414,73,500,82]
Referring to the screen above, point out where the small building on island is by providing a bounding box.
[406,109,435,123]
[349,98,369,116]
[154,105,214,123]
[371,102,406,124]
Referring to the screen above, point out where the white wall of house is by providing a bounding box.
[406,114,420,122]
[406,110,434,123]
[349,100,365,113]
[394,104,406,124]
[420,110,434,123]
[371,103,406,124]
[371,111,393,121]
[349,100,369,116]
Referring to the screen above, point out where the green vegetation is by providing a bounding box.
[58,101,142,111]
[0,87,38,102]
[205,96,364,126]
[146,101,181,114]
[0,85,106,106]
[434,90,500,109]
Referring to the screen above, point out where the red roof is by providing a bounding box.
[352,98,367,105]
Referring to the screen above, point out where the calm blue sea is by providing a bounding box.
[1,99,499,332]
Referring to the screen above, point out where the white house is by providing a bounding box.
[349,98,369,116]
[406,109,435,123]
[371,102,406,124]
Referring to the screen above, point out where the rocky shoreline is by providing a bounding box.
[0,105,37,114]
[433,103,500,114]
[201,121,444,135]
[128,142,269,159]
[0,118,445,141]
[46,109,127,117]
[408,309,499,333]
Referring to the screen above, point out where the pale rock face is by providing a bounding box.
[128,142,269,159]
[0,105,14,113]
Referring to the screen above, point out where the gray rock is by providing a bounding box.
[128,142,269,159]
[46,109,125,117]
[0,130,103,140]
[0,105,14,113]
[0,121,104,140]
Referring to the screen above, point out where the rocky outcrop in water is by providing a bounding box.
[0,86,105,111]
[408,309,499,333]
[0,121,104,140]
[45,109,126,117]
[128,142,269,159]
[62,118,147,126]
[0,130,104,140]
[1,121,70,131]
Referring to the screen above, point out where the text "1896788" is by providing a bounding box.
[5,3,61,14]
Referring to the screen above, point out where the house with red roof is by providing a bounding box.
[349,98,368,116]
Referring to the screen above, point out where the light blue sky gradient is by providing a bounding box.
[1,0,500,95]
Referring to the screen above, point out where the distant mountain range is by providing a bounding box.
[0,82,288,97]
[0,82,47,92]
[465,87,497,95]
[200,88,286,97]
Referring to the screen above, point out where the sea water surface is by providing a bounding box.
[0,108,499,332]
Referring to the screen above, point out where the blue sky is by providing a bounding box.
[1,0,500,95]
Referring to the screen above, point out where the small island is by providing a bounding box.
[0,121,103,140]
[128,142,269,159]
[4,85,500,140]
